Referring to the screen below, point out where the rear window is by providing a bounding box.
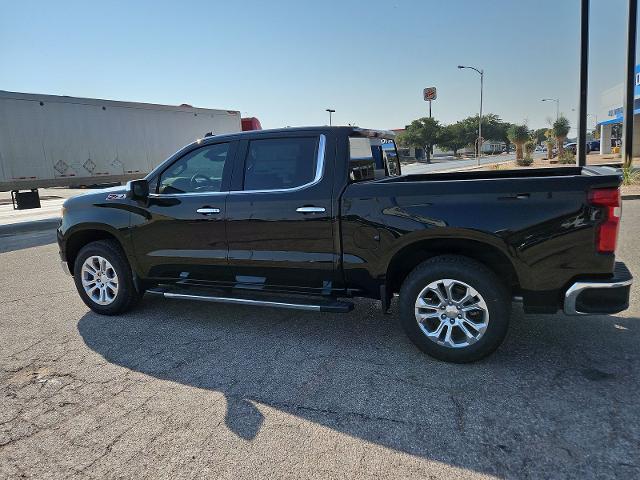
[349,137,401,182]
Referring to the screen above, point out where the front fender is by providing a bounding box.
[58,201,136,273]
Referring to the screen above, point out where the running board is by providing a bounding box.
[147,287,354,313]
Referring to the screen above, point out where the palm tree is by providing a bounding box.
[545,129,555,160]
[552,116,570,156]
[507,124,530,160]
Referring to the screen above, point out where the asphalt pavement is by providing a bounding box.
[1,202,639,479]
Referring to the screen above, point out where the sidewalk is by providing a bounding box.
[0,187,85,235]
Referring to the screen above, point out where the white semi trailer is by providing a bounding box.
[0,90,244,206]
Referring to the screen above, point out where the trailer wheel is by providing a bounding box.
[73,240,141,315]
[398,255,510,363]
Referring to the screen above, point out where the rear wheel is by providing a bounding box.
[398,255,511,363]
[73,240,141,315]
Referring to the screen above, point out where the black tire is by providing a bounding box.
[398,255,511,363]
[73,239,141,315]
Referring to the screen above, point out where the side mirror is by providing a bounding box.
[127,179,149,200]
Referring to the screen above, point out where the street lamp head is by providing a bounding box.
[326,108,335,113]
[457,65,465,69]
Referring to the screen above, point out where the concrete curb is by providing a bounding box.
[0,217,60,236]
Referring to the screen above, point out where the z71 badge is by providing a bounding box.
[106,193,126,200]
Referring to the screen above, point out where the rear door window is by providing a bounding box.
[243,137,319,191]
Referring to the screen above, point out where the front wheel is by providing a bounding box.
[398,255,511,363]
[73,239,141,315]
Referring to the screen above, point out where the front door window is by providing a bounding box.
[158,143,230,194]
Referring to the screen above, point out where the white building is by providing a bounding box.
[598,66,640,156]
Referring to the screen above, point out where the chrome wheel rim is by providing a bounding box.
[81,256,119,305]
[415,279,489,349]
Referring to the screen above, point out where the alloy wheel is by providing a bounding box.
[414,278,489,348]
[81,255,119,305]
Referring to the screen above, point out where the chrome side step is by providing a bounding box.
[147,288,354,313]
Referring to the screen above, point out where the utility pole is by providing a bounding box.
[577,0,589,166]
[623,0,637,167]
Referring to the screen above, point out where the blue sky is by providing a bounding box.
[0,0,633,131]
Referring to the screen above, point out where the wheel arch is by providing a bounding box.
[386,237,521,295]
[63,226,127,274]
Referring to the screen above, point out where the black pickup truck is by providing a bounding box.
[58,126,632,362]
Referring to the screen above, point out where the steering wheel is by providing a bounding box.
[190,173,212,189]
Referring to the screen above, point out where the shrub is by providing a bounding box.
[622,166,640,186]
[524,141,535,156]
[558,151,575,164]
[516,156,533,166]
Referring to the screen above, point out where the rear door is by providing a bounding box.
[225,132,339,293]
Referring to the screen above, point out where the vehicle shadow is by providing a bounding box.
[0,230,57,253]
[77,296,640,477]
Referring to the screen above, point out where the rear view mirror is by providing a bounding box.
[127,179,149,200]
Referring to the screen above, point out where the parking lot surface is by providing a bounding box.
[1,204,639,479]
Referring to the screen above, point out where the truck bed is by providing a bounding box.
[340,164,622,306]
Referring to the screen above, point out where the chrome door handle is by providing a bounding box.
[196,207,221,215]
[296,206,326,213]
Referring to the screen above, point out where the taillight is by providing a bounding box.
[588,187,621,253]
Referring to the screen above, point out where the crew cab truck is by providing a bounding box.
[57,126,632,363]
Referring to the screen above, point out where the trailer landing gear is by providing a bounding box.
[11,189,41,210]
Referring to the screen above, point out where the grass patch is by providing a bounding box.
[622,166,640,186]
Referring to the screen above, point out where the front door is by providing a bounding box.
[130,141,237,284]
[225,133,338,293]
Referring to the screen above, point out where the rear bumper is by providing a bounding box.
[564,262,632,315]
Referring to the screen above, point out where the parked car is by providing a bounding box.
[565,143,577,154]
[565,142,592,155]
[57,126,632,363]
[587,140,600,152]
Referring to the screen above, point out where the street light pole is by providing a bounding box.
[325,109,335,126]
[623,0,638,167]
[479,71,483,164]
[542,98,560,121]
[458,65,484,166]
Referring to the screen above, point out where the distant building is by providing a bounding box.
[597,65,640,156]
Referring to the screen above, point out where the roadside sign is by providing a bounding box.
[423,87,437,101]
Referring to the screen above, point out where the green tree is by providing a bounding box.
[493,120,514,154]
[507,124,530,160]
[552,116,571,156]
[457,116,483,154]
[459,114,513,154]
[437,123,467,156]
[398,117,441,163]
[532,128,547,146]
